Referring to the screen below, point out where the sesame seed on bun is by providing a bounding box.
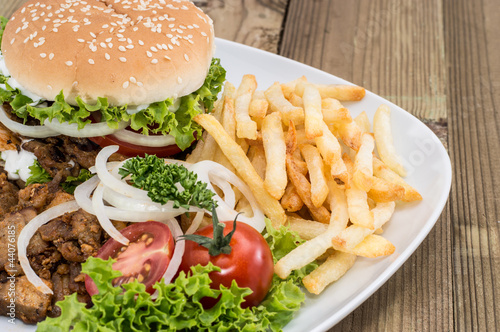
[1,0,215,106]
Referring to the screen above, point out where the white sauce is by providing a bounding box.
[168,97,181,113]
[125,104,149,115]
[1,149,37,182]
[0,50,44,104]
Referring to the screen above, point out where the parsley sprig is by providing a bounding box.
[118,155,216,210]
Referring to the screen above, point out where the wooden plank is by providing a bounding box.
[281,0,448,145]
[281,1,454,331]
[444,0,500,330]
[0,0,23,18]
[194,0,288,53]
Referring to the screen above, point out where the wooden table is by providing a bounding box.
[1,0,499,330]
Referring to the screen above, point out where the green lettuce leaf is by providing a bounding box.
[37,257,302,332]
[25,161,52,186]
[0,16,8,46]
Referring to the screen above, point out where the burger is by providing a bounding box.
[0,0,225,157]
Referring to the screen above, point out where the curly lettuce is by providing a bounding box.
[0,52,225,151]
[36,220,311,331]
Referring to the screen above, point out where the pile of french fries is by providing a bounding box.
[189,75,422,295]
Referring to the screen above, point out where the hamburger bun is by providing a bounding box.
[1,0,215,106]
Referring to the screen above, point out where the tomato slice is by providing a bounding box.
[89,134,183,158]
[85,221,175,296]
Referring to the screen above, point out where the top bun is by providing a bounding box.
[1,0,215,106]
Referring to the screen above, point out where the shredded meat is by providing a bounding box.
[0,276,53,324]
[22,136,124,180]
[0,172,18,216]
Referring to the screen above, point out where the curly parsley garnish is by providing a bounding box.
[118,154,216,210]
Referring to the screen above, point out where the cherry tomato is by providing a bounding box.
[85,221,174,296]
[89,133,182,158]
[178,221,274,308]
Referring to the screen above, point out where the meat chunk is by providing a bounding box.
[0,172,19,216]
[0,208,37,271]
[38,209,102,262]
[0,275,53,324]
[60,136,101,169]
[17,178,65,213]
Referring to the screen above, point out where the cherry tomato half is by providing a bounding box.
[178,221,274,308]
[85,221,174,296]
[89,133,183,158]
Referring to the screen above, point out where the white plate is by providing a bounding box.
[2,38,452,332]
[216,38,452,332]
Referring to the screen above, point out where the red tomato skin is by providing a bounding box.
[178,221,274,308]
[89,134,182,157]
[85,221,174,296]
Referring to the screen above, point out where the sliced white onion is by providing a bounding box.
[95,146,150,199]
[18,200,80,295]
[0,104,59,137]
[210,173,236,209]
[102,186,200,215]
[74,175,99,214]
[162,218,185,284]
[112,129,176,147]
[189,160,265,232]
[92,182,129,245]
[186,211,204,235]
[44,118,129,137]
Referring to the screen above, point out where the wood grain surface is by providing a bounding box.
[1,0,498,331]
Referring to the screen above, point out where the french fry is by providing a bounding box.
[235,75,258,140]
[354,111,371,133]
[194,114,286,227]
[214,96,237,172]
[302,84,324,139]
[274,230,336,279]
[299,144,329,207]
[262,112,287,200]
[373,157,422,202]
[281,183,304,212]
[265,82,304,125]
[346,185,374,229]
[288,93,304,108]
[327,179,349,233]
[343,152,374,229]
[275,182,348,279]
[249,90,269,119]
[332,201,395,249]
[285,154,331,224]
[296,83,365,101]
[353,133,375,192]
[315,122,348,185]
[281,76,307,99]
[368,176,405,202]
[344,234,395,258]
[286,215,328,240]
[302,251,357,295]
[186,131,207,163]
[336,120,364,151]
[373,105,406,176]
[321,98,352,124]
[247,145,266,180]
